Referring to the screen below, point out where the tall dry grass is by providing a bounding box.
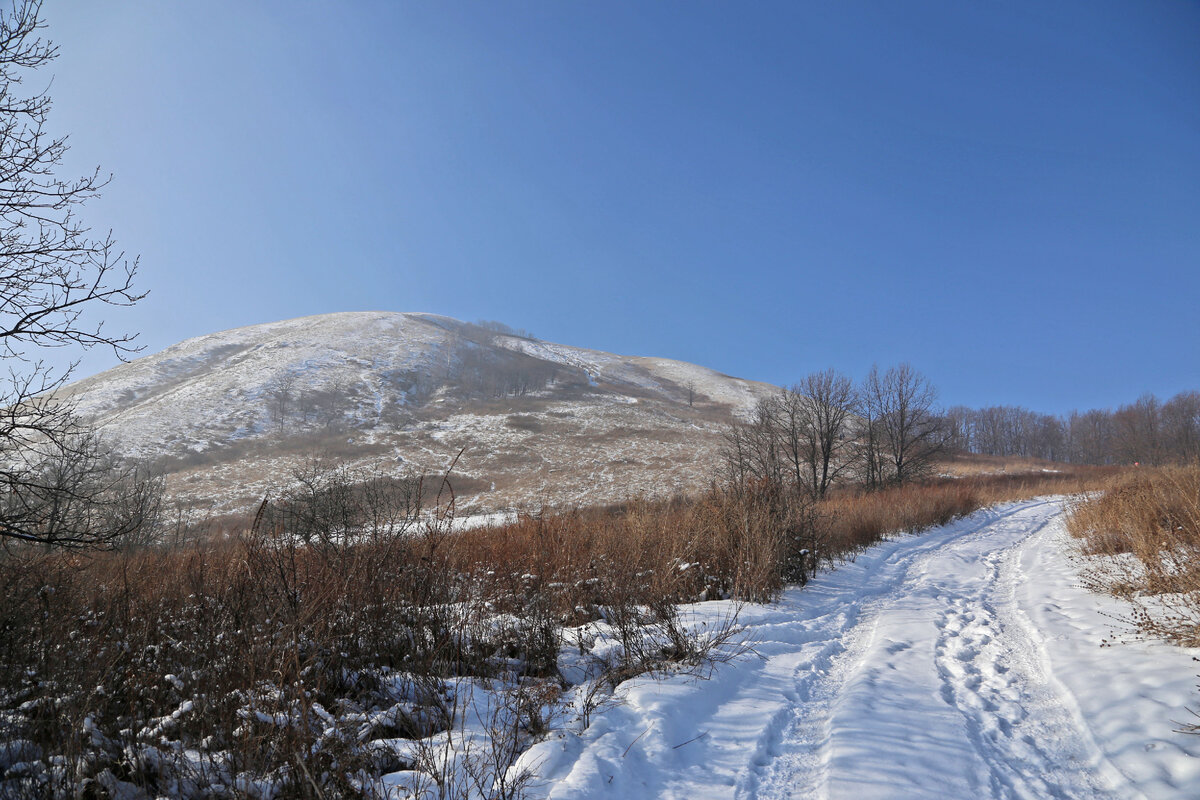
[0,461,1115,796]
[0,528,467,797]
[446,465,1116,612]
[1066,464,1200,646]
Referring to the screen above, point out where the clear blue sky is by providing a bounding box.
[39,1,1200,415]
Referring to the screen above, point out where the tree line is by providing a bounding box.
[944,391,1200,466]
[726,365,1200,508]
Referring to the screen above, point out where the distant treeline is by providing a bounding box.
[944,391,1200,466]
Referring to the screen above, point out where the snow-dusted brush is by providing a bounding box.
[0,466,761,799]
[1065,464,1200,731]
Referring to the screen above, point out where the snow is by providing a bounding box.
[65,312,777,457]
[496,336,773,412]
[520,499,1200,799]
[63,312,454,456]
[450,510,520,530]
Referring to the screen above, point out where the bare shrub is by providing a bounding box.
[0,460,473,797]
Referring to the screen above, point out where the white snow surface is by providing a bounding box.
[522,499,1200,800]
[64,312,456,454]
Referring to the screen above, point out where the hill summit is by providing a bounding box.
[63,312,779,517]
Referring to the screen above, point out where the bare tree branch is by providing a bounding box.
[0,0,149,547]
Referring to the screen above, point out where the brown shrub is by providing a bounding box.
[817,468,1113,557]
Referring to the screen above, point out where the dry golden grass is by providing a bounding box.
[1066,464,1200,646]
[1068,465,1200,557]
[449,463,1118,609]
[936,452,1070,477]
[0,520,517,798]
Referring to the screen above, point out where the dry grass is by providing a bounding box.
[449,490,791,615]
[0,471,779,797]
[1066,464,1200,646]
[0,527,464,797]
[446,463,1117,610]
[936,452,1069,477]
[0,460,1116,796]
[815,467,1113,557]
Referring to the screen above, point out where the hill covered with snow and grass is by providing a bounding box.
[61,312,780,516]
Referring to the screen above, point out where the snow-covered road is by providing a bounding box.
[526,499,1200,800]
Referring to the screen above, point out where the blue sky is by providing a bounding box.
[38,1,1200,415]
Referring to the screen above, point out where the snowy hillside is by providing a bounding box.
[61,312,780,515]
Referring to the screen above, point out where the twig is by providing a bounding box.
[622,724,653,758]
[249,492,270,537]
[672,730,709,749]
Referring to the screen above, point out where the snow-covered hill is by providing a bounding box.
[62,312,780,515]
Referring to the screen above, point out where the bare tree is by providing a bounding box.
[720,398,783,493]
[1067,408,1113,465]
[0,1,145,546]
[267,372,298,432]
[1163,391,1200,463]
[941,405,974,453]
[723,374,855,501]
[773,389,805,493]
[855,385,886,490]
[1113,393,1163,466]
[859,364,942,485]
[793,370,857,499]
[947,404,1067,461]
[0,429,162,548]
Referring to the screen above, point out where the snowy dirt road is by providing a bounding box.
[527,499,1200,800]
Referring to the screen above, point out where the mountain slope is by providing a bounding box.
[63,312,779,516]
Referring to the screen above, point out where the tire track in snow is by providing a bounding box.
[996,538,1152,800]
[748,500,1143,800]
[738,500,1054,800]
[929,538,1137,800]
[534,499,1193,800]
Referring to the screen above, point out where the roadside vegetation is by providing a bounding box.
[1067,464,1200,646]
[0,455,1114,799]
